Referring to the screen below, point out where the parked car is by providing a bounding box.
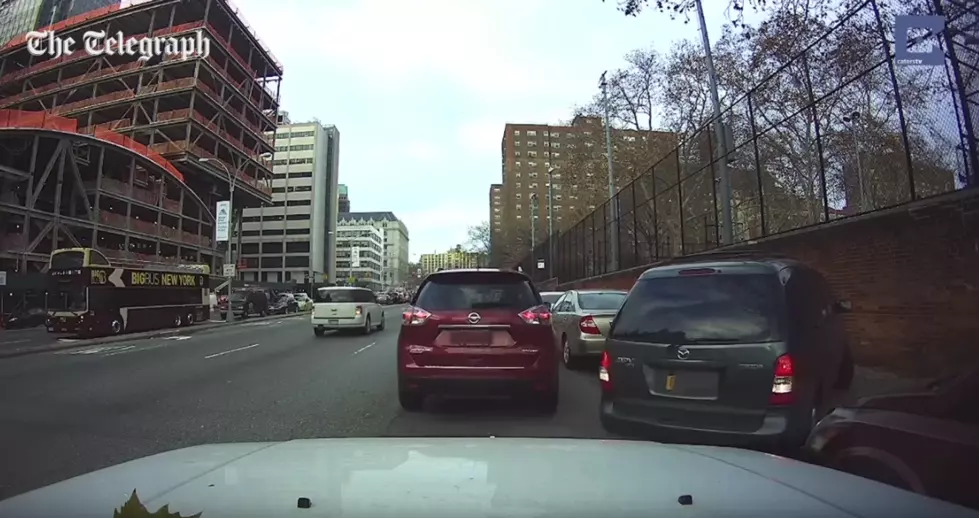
[229,289,270,320]
[551,290,627,369]
[397,268,557,413]
[806,367,978,510]
[269,293,299,315]
[1,307,48,329]
[311,287,385,336]
[599,254,854,453]
[294,292,313,312]
[377,292,392,305]
[539,291,563,309]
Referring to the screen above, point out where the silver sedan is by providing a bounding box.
[550,289,628,369]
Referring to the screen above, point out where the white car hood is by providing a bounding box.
[0,437,974,518]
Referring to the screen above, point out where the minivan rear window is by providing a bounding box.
[611,274,785,344]
[316,289,374,303]
[416,273,539,311]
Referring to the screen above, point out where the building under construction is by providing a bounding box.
[0,0,283,281]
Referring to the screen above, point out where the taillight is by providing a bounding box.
[579,315,600,335]
[519,305,551,325]
[402,306,431,326]
[599,350,613,391]
[355,305,363,316]
[770,354,794,405]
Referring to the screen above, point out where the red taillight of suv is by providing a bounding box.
[518,305,551,325]
[769,354,794,405]
[355,305,363,317]
[579,315,600,335]
[599,350,613,392]
[402,306,432,326]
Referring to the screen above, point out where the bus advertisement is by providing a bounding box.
[47,248,210,336]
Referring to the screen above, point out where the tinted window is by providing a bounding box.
[578,292,626,310]
[316,289,373,303]
[416,273,539,311]
[540,293,562,305]
[50,251,85,269]
[611,274,785,344]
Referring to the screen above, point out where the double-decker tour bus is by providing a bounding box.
[47,248,211,336]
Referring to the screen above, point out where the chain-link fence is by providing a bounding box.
[518,0,975,283]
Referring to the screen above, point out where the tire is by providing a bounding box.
[314,328,325,337]
[835,346,854,390]
[109,314,124,335]
[378,314,386,331]
[185,312,195,326]
[561,336,579,370]
[399,388,425,411]
[363,316,372,335]
[173,313,183,328]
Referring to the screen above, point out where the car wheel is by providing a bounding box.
[314,328,325,337]
[109,315,124,335]
[363,316,372,335]
[561,336,578,370]
[173,313,183,328]
[399,388,425,411]
[378,314,386,331]
[185,312,195,326]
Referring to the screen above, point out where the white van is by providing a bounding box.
[311,286,385,336]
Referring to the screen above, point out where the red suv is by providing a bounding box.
[397,269,558,413]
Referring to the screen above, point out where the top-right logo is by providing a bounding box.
[894,15,946,66]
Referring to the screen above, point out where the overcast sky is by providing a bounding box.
[233,0,741,260]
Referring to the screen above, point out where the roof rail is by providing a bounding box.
[651,249,796,267]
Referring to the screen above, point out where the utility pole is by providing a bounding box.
[530,193,538,255]
[546,167,555,279]
[842,111,865,211]
[202,158,237,299]
[694,0,734,245]
[600,72,619,270]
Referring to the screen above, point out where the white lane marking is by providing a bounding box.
[353,342,376,355]
[102,345,136,356]
[0,339,31,345]
[204,343,259,359]
[58,345,132,355]
[164,336,192,341]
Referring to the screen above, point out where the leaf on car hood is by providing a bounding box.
[113,490,202,518]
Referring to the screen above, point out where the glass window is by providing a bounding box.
[578,292,627,310]
[416,272,538,310]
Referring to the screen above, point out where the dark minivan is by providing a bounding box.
[599,255,853,451]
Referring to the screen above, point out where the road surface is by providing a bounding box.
[0,308,608,500]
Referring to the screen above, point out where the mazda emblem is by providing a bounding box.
[676,347,690,360]
[467,312,481,324]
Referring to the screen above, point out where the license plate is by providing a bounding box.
[450,330,491,346]
[665,373,676,392]
[328,319,339,324]
[646,367,719,399]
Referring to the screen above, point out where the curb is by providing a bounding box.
[0,312,309,360]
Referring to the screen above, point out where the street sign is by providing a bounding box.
[0,271,6,286]
[351,246,361,268]
[222,264,236,277]
[537,259,545,270]
[215,200,231,242]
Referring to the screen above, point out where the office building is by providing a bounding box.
[338,212,410,290]
[0,0,281,274]
[335,220,383,291]
[493,116,675,264]
[338,184,350,212]
[420,250,480,273]
[237,122,340,284]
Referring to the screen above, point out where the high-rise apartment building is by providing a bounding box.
[338,184,350,212]
[489,184,503,264]
[338,212,410,290]
[236,122,340,284]
[493,116,675,264]
[420,250,480,274]
[335,220,383,291]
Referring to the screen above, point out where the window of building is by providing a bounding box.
[527,130,537,137]
[528,151,537,157]
[515,161,521,167]
[552,152,561,158]
[516,193,522,199]
[288,158,313,165]
[551,132,560,138]
[286,214,310,220]
[288,200,311,206]
[516,204,522,210]
[529,172,538,178]
[528,162,537,167]
[263,229,284,236]
[515,182,521,188]
[527,141,536,147]
[288,171,312,178]
[514,141,521,146]
[552,142,560,148]
[514,130,521,136]
[286,241,311,254]
[515,171,521,177]
[286,228,308,235]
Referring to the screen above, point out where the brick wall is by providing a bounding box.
[557,190,979,378]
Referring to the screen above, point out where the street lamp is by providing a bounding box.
[841,111,865,212]
[599,72,619,271]
[200,158,238,299]
[546,166,555,279]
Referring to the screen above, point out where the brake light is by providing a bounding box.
[519,305,551,325]
[402,306,431,326]
[678,268,718,276]
[355,305,363,316]
[770,354,794,405]
[599,350,613,391]
[579,315,600,335]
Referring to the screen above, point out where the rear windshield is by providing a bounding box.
[578,292,626,310]
[416,273,540,311]
[611,274,785,344]
[540,293,562,305]
[316,288,374,303]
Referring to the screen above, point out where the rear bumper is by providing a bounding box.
[599,396,809,451]
[311,315,366,329]
[574,333,606,356]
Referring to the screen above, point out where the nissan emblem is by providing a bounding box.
[467,312,481,324]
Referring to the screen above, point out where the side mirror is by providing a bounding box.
[834,300,852,313]
[543,302,552,310]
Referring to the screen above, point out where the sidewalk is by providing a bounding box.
[0,312,309,359]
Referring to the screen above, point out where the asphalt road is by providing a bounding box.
[0,307,608,500]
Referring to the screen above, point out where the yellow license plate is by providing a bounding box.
[665,374,676,391]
